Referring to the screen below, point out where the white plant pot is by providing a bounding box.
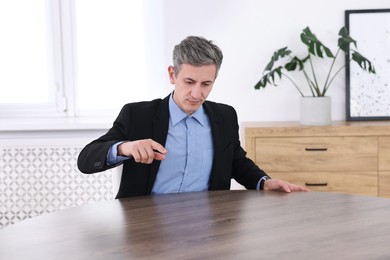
[300,96,331,126]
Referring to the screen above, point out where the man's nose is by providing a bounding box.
[191,84,202,99]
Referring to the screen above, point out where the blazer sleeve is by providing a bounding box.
[229,107,269,189]
[206,101,269,190]
[77,104,131,174]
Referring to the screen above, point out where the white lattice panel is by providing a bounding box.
[0,144,115,228]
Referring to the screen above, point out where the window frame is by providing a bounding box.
[0,0,164,121]
[0,0,73,118]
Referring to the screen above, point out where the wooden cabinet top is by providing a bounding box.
[242,121,390,137]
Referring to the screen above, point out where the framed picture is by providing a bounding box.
[345,9,390,121]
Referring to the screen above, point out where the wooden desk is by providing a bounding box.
[1,190,390,259]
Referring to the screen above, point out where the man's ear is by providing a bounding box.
[168,66,175,84]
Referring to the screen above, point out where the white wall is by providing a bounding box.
[160,0,389,123]
[3,1,389,199]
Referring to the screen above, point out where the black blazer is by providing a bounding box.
[77,94,268,198]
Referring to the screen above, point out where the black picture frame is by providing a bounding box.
[345,9,390,121]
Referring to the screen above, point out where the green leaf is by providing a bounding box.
[300,27,334,58]
[255,66,283,89]
[338,26,357,52]
[264,47,292,71]
[264,59,275,72]
[255,26,376,96]
[352,51,376,74]
[285,56,306,71]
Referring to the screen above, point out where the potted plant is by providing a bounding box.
[254,26,376,125]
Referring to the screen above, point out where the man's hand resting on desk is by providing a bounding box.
[118,139,167,164]
[264,179,310,192]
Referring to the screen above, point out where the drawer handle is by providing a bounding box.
[305,182,328,186]
[305,148,328,152]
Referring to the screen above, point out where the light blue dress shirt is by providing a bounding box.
[107,93,214,194]
[152,94,213,194]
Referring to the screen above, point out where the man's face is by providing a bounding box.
[169,63,217,115]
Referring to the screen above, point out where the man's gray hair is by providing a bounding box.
[173,36,223,76]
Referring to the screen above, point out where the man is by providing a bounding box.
[77,36,309,198]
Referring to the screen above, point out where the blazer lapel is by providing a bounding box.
[203,102,223,189]
[146,95,170,193]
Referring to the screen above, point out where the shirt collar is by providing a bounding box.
[169,92,206,126]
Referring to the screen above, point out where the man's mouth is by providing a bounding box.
[188,100,201,105]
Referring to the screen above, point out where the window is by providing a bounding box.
[0,0,164,119]
[0,0,59,116]
[74,0,148,116]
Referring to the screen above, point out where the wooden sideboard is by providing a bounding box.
[243,121,390,198]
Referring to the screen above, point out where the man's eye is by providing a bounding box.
[186,81,194,85]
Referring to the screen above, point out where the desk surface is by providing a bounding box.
[1,190,390,259]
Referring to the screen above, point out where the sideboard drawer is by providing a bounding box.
[255,136,378,172]
[378,137,390,197]
[269,171,378,196]
[379,137,390,170]
[379,171,390,197]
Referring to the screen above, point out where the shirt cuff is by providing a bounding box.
[106,141,130,166]
[256,176,270,190]
[256,179,261,190]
